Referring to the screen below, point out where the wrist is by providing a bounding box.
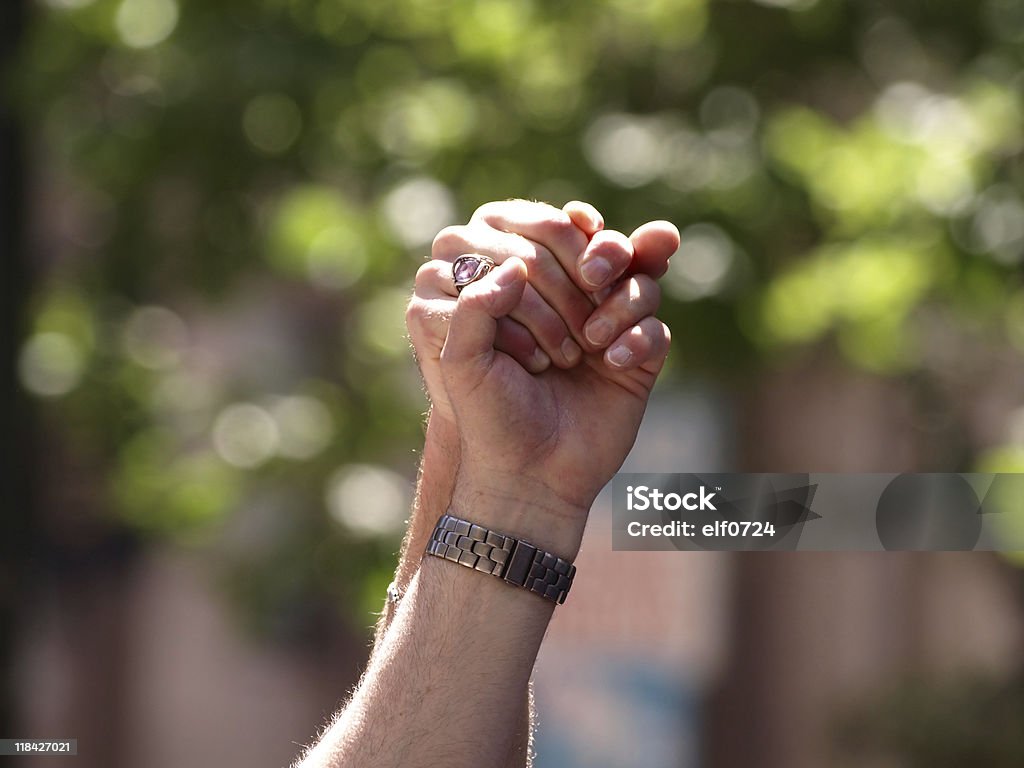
[425,402,458,443]
[449,472,588,561]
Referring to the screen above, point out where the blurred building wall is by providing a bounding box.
[534,389,732,768]
[707,351,1024,768]
[15,547,365,768]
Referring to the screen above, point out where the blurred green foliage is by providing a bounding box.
[13,0,1024,634]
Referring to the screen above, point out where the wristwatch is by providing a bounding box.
[426,513,576,605]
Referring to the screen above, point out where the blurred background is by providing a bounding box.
[3,0,1024,765]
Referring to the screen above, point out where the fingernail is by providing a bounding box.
[607,344,632,368]
[562,337,582,365]
[580,256,612,288]
[530,347,551,372]
[585,318,614,347]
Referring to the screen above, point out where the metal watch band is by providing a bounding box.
[425,513,576,605]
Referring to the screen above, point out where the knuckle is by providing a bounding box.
[612,276,651,313]
[406,299,449,341]
[633,274,661,306]
[634,273,659,293]
[414,260,440,284]
[469,200,506,223]
[431,225,469,258]
[540,211,578,242]
[516,243,544,271]
[404,297,428,329]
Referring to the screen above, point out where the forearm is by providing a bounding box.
[373,410,459,642]
[299,490,583,768]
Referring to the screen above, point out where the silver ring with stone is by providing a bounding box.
[452,254,496,294]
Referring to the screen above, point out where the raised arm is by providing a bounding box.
[297,248,671,767]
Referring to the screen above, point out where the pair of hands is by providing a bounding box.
[406,200,676,548]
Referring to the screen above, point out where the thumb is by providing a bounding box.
[440,257,528,385]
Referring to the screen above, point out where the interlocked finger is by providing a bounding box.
[581,275,661,353]
[603,315,672,374]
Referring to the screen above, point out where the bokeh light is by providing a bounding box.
[115,0,179,49]
[268,395,334,460]
[121,305,189,370]
[325,463,410,539]
[664,224,737,301]
[212,403,280,469]
[243,93,303,156]
[381,176,457,250]
[18,332,86,398]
